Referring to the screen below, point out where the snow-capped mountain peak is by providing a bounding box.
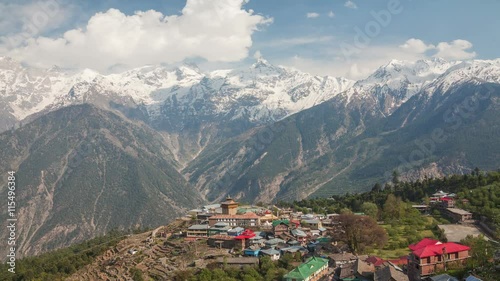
[0,56,499,133]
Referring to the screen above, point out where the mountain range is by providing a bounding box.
[0,56,499,257]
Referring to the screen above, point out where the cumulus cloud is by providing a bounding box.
[434,39,476,60]
[3,0,272,72]
[281,38,477,79]
[399,38,476,60]
[399,38,434,54]
[344,1,358,9]
[328,11,335,18]
[306,12,320,19]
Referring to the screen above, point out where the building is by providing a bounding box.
[208,222,231,236]
[412,205,430,213]
[243,245,261,257]
[260,248,281,260]
[354,258,376,280]
[439,197,455,208]
[303,219,322,230]
[365,256,386,267]
[207,234,241,249]
[186,224,209,238]
[329,252,357,267]
[374,263,408,281]
[291,228,308,242]
[446,208,473,222]
[272,220,290,236]
[208,212,261,227]
[221,197,239,215]
[283,257,329,281]
[228,227,245,236]
[407,238,470,281]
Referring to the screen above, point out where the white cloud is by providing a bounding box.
[434,39,476,60]
[399,38,434,53]
[328,11,335,18]
[0,1,74,47]
[280,38,477,79]
[3,0,272,72]
[262,36,334,48]
[399,38,476,60]
[344,1,358,9]
[306,12,320,19]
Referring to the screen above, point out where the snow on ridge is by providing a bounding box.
[1,56,499,124]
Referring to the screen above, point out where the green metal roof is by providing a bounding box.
[283,256,329,280]
[272,219,290,227]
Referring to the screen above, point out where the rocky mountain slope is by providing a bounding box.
[0,57,499,258]
[184,60,500,202]
[0,104,203,258]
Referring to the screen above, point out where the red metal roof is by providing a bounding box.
[235,229,256,240]
[388,256,408,266]
[365,256,385,267]
[408,238,440,251]
[411,241,470,258]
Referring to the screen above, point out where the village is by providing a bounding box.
[169,191,497,281]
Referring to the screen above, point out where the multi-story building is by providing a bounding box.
[446,208,473,222]
[186,224,209,238]
[208,212,261,227]
[407,238,470,281]
[221,197,239,215]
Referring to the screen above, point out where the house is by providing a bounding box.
[260,248,281,260]
[439,197,455,208]
[208,212,261,227]
[260,213,279,224]
[265,238,285,247]
[227,227,245,236]
[208,222,231,236]
[329,252,357,267]
[281,246,308,256]
[446,208,473,222]
[374,263,408,281]
[412,205,430,213]
[303,219,322,230]
[186,224,209,238]
[334,263,357,281]
[407,238,470,281]
[354,258,376,280]
[243,245,261,257]
[433,191,449,198]
[388,256,408,267]
[283,257,329,281]
[272,220,290,236]
[207,235,241,249]
[365,256,386,267]
[215,257,259,268]
[291,228,308,242]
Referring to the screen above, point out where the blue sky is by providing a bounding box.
[0,0,498,79]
